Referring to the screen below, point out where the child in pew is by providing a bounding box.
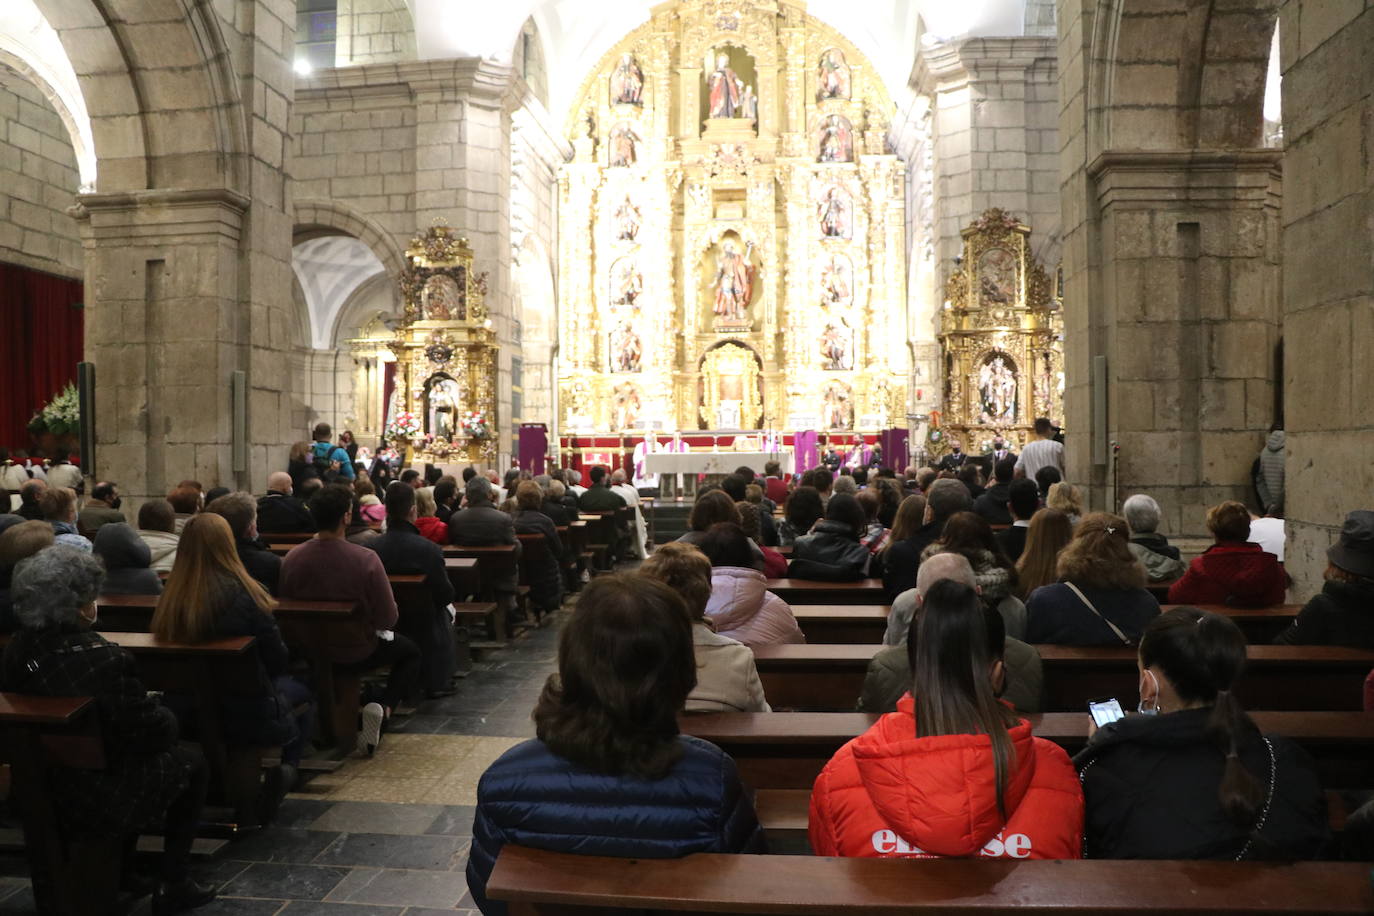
[862,553,1042,714]
[1,546,216,914]
[640,542,771,713]
[153,514,314,806]
[467,574,765,916]
[1075,607,1329,859]
[810,578,1082,860]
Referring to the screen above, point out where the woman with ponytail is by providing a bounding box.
[1075,607,1328,859]
[810,579,1082,859]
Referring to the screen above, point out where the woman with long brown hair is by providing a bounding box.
[1024,512,1159,646]
[810,578,1082,859]
[1014,507,1074,600]
[154,514,313,783]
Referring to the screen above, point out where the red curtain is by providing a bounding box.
[0,263,84,452]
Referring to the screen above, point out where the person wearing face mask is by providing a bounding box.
[1073,607,1329,860]
[77,481,127,538]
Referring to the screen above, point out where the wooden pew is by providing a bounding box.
[444,544,520,639]
[751,644,1374,712]
[487,847,1374,914]
[0,694,118,914]
[95,593,355,632]
[766,578,886,605]
[787,604,1300,646]
[680,710,1374,791]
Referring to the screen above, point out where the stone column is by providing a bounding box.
[1077,151,1282,534]
[1279,2,1374,594]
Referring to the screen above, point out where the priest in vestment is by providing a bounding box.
[632,432,660,492]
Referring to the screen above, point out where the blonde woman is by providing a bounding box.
[154,514,313,772]
[1046,482,1083,525]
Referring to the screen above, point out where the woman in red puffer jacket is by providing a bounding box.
[1167,502,1286,608]
[810,579,1082,860]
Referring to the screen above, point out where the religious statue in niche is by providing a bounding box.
[426,375,463,441]
[977,354,1017,424]
[609,257,643,308]
[822,381,854,430]
[710,239,756,325]
[422,274,464,321]
[610,53,644,106]
[820,320,853,371]
[816,48,850,100]
[817,185,852,238]
[610,320,643,373]
[614,195,641,241]
[706,51,750,119]
[819,254,853,308]
[612,382,641,430]
[978,248,1017,306]
[609,122,642,167]
[817,115,854,163]
[1035,349,1063,418]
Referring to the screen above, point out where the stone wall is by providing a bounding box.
[0,63,81,277]
[335,0,416,66]
[1279,0,1374,595]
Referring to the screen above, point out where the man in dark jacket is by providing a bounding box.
[973,458,1015,526]
[432,477,459,526]
[937,440,968,472]
[1276,510,1374,649]
[206,491,282,594]
[16,479,46,520]
[77,481,127,538]
[577,465,626,512]
[92,523,163,596]
[256,472,315,534]
[368,483,457,696]
[996,478,1040,563]
[449,475,521,624]
[881,478,971,602]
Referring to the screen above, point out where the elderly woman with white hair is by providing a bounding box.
[0,546,215,913]
[1123,494,1187,583]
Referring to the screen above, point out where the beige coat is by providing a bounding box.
[138,529,179,573]
[685,623,771,714]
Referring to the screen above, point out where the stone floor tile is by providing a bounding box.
[221,863,351,900]
[314,833,467,871]
[326,777,441,804]
[308,802,444,836]
[423,806,475,837]
[273,799,337,830]
[228,828,341,864]
[278,901,406,914]
[179,897,284,914]
[326,868,472,910]
[347,753,463,780]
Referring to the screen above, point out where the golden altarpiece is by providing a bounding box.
[934,208,1064,454]
[386,222,500,465]
[557,0,908,434]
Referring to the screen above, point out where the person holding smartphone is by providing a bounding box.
[1074,608,1328,860]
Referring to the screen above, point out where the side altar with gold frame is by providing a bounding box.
[935,208,1063,456]
[389,221,499,466]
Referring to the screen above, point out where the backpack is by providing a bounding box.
[312,442,343,482]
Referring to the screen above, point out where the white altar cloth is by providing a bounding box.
[643,451,793,476]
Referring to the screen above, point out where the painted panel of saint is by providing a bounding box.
[614,195,641,241]
[977,355,1017,424]
[711,239,755,325]
[610,321,642,373]
[421,274,464,321]
[816,49,851,100]
[817,115,854,163]
[823,382,854,430]
[817,185,852,239]
[977,247,1017,306]
[612,382,641,430]
[609,122,642,167]
[609,257,643,309]
[820,320,853,371]
[819,254,853,308]
[610,54,644,106]
[706,52,745,118]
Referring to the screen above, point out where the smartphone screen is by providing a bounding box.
[1088,697,1125,728]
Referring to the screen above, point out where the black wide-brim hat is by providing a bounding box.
[1328,510,1374,579]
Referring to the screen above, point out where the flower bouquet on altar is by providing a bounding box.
[461,409,491,440]
[27,382,80,437]
[385,411,422,444]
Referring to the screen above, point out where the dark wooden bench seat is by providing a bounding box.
[487,846,1374,914]
[752,644,1374,712]
[766,579,886,605]
[680,711,1374,790]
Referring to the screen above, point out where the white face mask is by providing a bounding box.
[1137,669,1159,716]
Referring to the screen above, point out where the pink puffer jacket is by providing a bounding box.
[705,566,805,648]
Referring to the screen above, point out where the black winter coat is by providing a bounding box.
[881,522,942,602]
[205,586,298,750]
[237,538,282,594]
[257,492,315,534]
[1274,578,1374,650]
[1075,707,1328,860]
[973,482,1013,526]
[788,521,872,582]
[366,520,457,692]
[93,522,163,596]
[513,509,563,613]
[1025,582,1160,646]
[1,627,193,836]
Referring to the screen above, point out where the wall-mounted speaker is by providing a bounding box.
[77,362,95,479]
[231,370,247,475]
[1091,355,1108,467]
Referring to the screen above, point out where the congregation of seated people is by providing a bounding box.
[3,424,1374,916]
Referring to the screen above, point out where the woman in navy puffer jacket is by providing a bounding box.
[465,573,765,914]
